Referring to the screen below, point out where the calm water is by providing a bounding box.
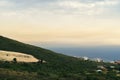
[48,46,120,61]
[33,43,120,61]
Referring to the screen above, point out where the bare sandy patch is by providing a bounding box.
[0,50,39,62]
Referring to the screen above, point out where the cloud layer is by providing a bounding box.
[56,0,119,15]
[0,0,120,46]
[0,0,119,16]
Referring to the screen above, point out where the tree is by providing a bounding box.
[38,59,43,64]
[13,58,17,63]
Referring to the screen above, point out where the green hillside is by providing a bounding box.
[0,36,120,80]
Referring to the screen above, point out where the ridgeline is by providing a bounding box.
[0,36,119,80]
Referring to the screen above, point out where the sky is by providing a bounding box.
[0,0,120,46]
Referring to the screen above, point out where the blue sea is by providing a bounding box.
[33,43,120,62]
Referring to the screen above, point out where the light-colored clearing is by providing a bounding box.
[0,50,39,62]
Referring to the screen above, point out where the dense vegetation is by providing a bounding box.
[0,36,120,80]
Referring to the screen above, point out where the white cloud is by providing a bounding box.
[55,0,119,15]
[0,0,119,17]
[0,0,13,7]
[96,0,119,5]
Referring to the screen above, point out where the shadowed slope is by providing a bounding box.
[0,36,65,62]
[0,36,99,73]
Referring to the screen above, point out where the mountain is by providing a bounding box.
[0,36,119,80]
[0,35,96,70]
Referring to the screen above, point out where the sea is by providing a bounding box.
[33,43,120,62]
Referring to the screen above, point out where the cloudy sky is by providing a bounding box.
[0,0,120,46]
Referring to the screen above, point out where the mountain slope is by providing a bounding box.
[0,36,76,65]
[0,36,98,71]
[0,36,119,80]
[0,36,61,62]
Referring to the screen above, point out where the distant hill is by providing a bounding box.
[0,36,119,80]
